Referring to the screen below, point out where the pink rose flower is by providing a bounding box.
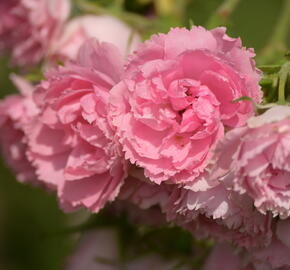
[0,0,70,66]
[0,75,38,182]
[49,15,141,63]
[215,106,290,218]
[110,26,262,184]
[26,39,127,213]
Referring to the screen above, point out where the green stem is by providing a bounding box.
[258,0,290,64]
[270,0,290,46]
[206,0,240,28]
[75,0,106,15]
[278,62,290,104]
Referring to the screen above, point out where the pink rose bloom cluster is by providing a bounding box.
[1,20,290,269]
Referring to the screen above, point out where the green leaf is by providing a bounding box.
[188,18,194,28]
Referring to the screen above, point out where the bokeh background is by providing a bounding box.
[0,0,289,269]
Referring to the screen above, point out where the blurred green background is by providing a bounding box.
[0,0,289,269]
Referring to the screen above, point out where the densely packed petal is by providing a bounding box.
[26,39,127,212]
[164,179,272,249]
[110,26,262,184]
[216,106,290,218]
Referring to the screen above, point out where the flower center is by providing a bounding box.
[168,78,219,133]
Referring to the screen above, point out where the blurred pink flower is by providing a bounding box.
[202,243,254,270]
[251,219,290,270]
[118,169,272,249]
[0,0,20,50]
[0,75,38,182]
[215,106,290,218]
[0,0,70,66]
[65,229,119,270]
[117,175,170,226]
[66,228,192,270]
[110,26,262,184]
[26,39,127,213]
[49,15,141,63]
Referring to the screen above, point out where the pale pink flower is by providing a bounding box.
[110,26,262,184]
[203,220,290,270]
[118,166,272,249]
[164,174,272,249]
[0,75,38,182]
[49,15,141,63]
[66,228,192,270]
[117,175,170,226]
[119,170,272,249]
[26,39,127,213]
[119,175,170,209]
[65,229,119,270]
[215,106,290,218]
[0,0,70,66]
